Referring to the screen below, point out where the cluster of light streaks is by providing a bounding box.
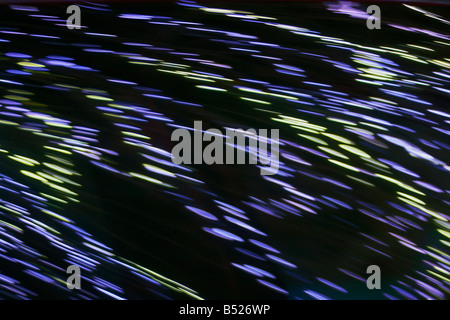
[0,1,448,299]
